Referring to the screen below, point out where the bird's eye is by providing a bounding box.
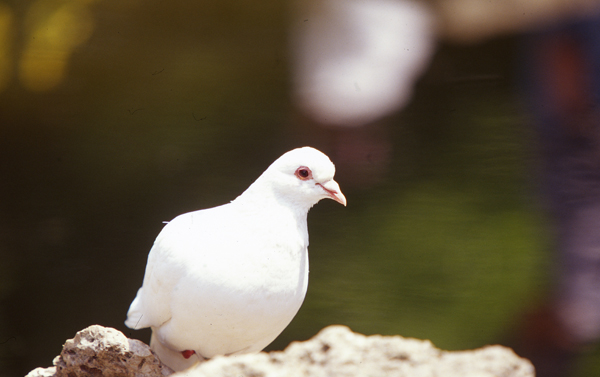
[295,166,312,180]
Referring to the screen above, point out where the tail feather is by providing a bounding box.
[125,288,149,329]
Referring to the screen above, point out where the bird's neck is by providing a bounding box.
[233,179,313,222]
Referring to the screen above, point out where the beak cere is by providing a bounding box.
[317,180,347,206]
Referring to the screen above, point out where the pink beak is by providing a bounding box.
[317,180,347,206]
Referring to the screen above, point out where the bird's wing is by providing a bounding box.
[125,209,215,329]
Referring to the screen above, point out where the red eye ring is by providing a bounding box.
[295,166,312,180]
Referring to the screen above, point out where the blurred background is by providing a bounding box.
[2,0,600,376]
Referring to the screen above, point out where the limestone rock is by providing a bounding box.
[175,325,534,377]
[23,366,57,377]
[25,325,172,377]
[26,325,534,377]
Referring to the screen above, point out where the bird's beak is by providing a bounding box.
[318,180,347,206]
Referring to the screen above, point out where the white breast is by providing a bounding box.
[142,203,310,357]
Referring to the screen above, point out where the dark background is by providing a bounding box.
[1,1,599,376]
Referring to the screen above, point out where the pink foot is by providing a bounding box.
[181,350,196,359]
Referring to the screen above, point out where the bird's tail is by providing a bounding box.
[124,288,148,329]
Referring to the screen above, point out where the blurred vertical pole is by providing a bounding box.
[515,11,600,377]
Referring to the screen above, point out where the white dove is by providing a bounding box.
[125,146,346,371]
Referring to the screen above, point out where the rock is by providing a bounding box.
[175,325,534,377]
[23,366,57,377]
[24,325,173,377]
[26,325,534,377]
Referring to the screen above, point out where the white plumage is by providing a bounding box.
[125,147,346,371]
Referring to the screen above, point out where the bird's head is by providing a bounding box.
[247,147,346,210]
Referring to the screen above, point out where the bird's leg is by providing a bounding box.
[181,350,196,359]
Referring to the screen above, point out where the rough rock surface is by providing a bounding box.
[176,325,534,377]
[25,325,172,377]
[26,324,534,377]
